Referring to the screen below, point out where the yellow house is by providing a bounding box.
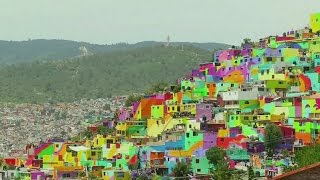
[116,122,127,137]
[259,67,286,81]
[310,13,320,33]
[90,135,115,148]
[180,103,197,115]
[281,48,299,59]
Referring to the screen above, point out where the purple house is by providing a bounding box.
[203,132,217,150]
[132,102,140,116]
[57,172,78,179]
[230,127,242,138]
[192,69,200,77]
[264,48,282,57]
[31,171,45,180]
[196,103,212,122]
[247,142,265,153]
[118,109,131,122]
[103,120,115,128]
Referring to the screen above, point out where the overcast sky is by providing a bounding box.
[1,0,319,45]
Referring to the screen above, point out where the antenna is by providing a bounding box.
[166,35,170,47]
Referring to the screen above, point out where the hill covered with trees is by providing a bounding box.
[0,39,230,64]
[0,45,212,103]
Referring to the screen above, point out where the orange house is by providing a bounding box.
[206,83,217,98]
[295,132,312,145]
[150,151,165,167]
[139,98,164,119]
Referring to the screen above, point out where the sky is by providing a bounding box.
[1,0,320,45]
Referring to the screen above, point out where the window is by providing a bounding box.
[186,133,190,138]
[272,75,275,79]
[267,57,272,62]
[196,159,200,163]
[117,172,124,177]
[193,132,197,136]
[91,151,96,156]
[231,83,234,87]
[62,174,70,178]
[245,101,250,104]
[197,169,201,172]
[261,70,264,75]
[244,117,249,120]
[266,70,270,74]
[189,125,192,128]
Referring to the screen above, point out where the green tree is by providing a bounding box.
[60,111,67,119]
[103,104,111,111]
[205,147,225,165]
[248,166,256,180]
[0,157,4,170]
[145,81,168,95]
[83,130,93,139]
[264,123,283,157]
[241,38,254,48]
[60,130,67,138]
[212,160,232,180]
[97,126,113,135]
[172,161,192,180]
[125,94,143,107]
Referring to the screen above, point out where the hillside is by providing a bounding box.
[0,45,212,103]
[0,39,230,64]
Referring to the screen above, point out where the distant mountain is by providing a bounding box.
[0,39,230,64]
[0,45,213,103]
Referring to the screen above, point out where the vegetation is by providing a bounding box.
[205,147,246,180]
[0,45,213,103]
[172,161,192,179]
[0,157,3,170]
[97,126,114,136]
[205,147,225,165]
[241,38,254,48]
[294,144,320,167]
[248,166,257,180]
[0,39,230,64]
[145,81,169,95]
[125,94,144,107]
[264,123,283,156]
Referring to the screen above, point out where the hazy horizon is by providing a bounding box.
[1,0,320,45]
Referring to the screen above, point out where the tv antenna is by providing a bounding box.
[166,35,170,47]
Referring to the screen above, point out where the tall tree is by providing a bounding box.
[264,123,283,157]
[205,147,225,165]
[172,161,192,180]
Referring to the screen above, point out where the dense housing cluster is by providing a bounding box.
[1,13,320,180]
